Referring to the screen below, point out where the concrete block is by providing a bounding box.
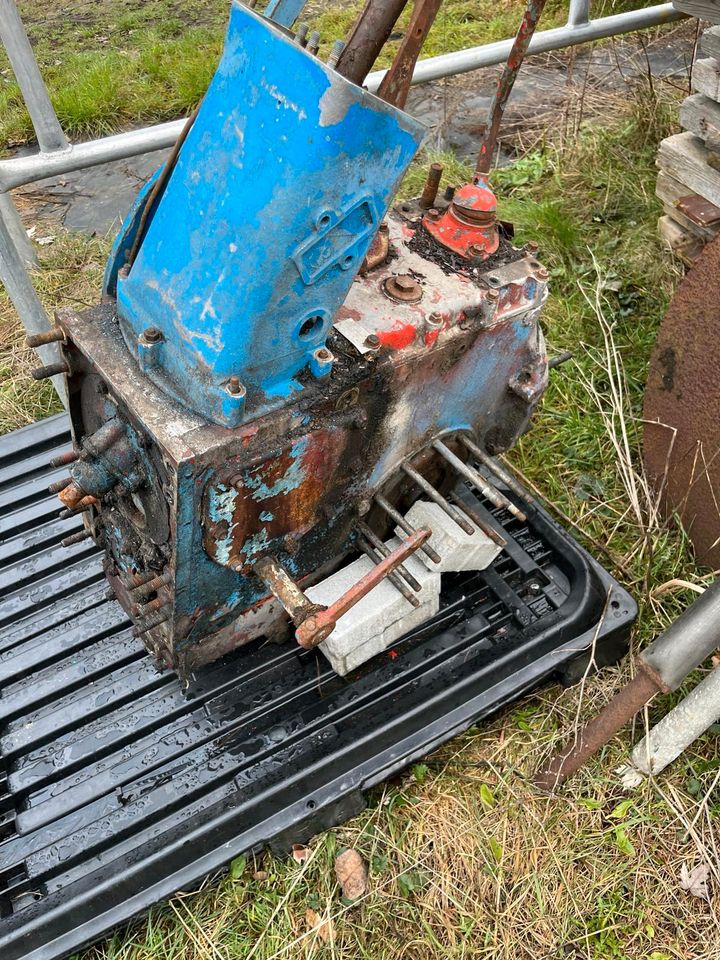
[398,500,501,572]
[307,537,440,676]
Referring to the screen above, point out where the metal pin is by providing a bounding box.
[48,476,72,494]
[60,529,91,548]
[460,435,532,507]
[32,361,70,380]
[128,569,160,589]
[133,608,170,637]
[307,30,320,55]
[448,493,506,547]
[420,162,443,209]
[357,521,423,592]
[132,592,169,617]
[50,449,79,468]
[357,536,420,609]
[374,493,441,564]
[295,22,309,46]
[433,439,526,522]
[548,350,573,369]
[26,328,65,348]
[131,570,172,598]
[59,503,92,520]
[401,463,475,535]
[327,39,345,68]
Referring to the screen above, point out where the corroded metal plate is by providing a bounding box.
[643,234,720,568]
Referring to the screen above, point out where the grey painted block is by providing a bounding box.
[399,499,502,572]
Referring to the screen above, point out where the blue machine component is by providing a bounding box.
[264,0,308,27]
[111,4,425,428]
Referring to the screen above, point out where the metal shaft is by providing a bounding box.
[448,494,506,547]
[374,493,441,563]
[433,439,526,521]
[401,463,474,535]
[254,555,320,625]
[335,0,410,85]
[375,0,443,108]
[460,435,533,506]
[357,521,423,592]
[358,537,420,609]
[475,0,548,178]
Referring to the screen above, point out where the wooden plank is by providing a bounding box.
[701,25,720,60]
[679,93,720,153]
[656,170,694,206]
[692,57,720,101]
[661,200,719,240]
[674,0,720,22]
[658,214,705,264]
[657,131,720,208]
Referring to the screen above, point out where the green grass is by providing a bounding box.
[1,0,659,148]
[2,4,718,959]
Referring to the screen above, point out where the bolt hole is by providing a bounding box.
[401,204,411,213]
[610,599,620,610]
[529,260,540,268]
[318,213,332,230]
[488,275,499,285]
[341,254,354,270]
[298,315,324,340]
[306,799,316,810]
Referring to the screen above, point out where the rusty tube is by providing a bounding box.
[448,494,506,547]
[536,579,720,789]
[420,162,443,209]
[357,521,423,592]
[335,0,410,85]
[475,0,548,178]
[358,536,420,609]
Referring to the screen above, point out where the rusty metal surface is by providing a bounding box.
[676,193,720,227]
[476,0,548,177]
[375,0,443,109]
[643,233,720,568]
[534,666,661,790]
[335,0,410,85]
[296,527,430,648]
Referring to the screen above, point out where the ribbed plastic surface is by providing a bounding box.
[0,415,636,960]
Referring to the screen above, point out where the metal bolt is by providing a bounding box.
[444,184,456,201]
[295,21,309,46]
[357,499,371,516]
[26,327,65,348]
[143,326,162,343]
[537,267,549,280]
[365,333,380,348]
[395,275,415,293]
[327,39,345,68]
[307,30,320,54]
[427,312,443,328]
[426,207,441,221]
[487,289,500,302]
[468,243,485,258]
[32,361,70,381]
[383,274,422,303]
[525,241,539,255]
[227,375,245,396]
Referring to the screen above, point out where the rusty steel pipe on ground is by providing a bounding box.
[335,0,410,86]
[536,579,720,789]
[476,0,548,178]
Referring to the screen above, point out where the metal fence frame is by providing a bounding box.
[0,0,687,394]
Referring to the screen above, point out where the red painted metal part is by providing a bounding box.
[475,0,547,178]
[295,527,431,649]
[422,180,499,260]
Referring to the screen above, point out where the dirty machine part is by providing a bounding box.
[0,414,635,960]
[38,1,557,677]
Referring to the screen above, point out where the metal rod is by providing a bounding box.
[31,360,69,380]
[476,0,548,178]
[364,4,685,92]
[50,449,79,468]
[447,493,506,547]
[254,555,320,625]
[433,439,526,522]
[374,493,441,563]
[357,521,423,592]
[358,536,420,609]
[0,192,37,267]
[460,435,533,507]
[61,529,91,548]
[48,476,72,494]
[335,0,410,85]
[567,0,591,28]
[401,463,475,536]
[0,0,68,154]
[263,0,307,28]
[131,570,172,599]
[420,162,443,210]
[375,0,443,109]
[0,207,66,400]
[26,327,65,347]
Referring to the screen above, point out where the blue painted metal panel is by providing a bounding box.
[264,0,307,28]
[114,2,425,428]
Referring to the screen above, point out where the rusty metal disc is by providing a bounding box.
[643,233,720,568]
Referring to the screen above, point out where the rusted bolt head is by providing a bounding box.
[227,375,245,396]
[365,333,380,348]
[144,326,162,343]
[526,241,539,255]
[468,244,486,259]
[537,267,549,281]
[357,499,371,516]
[382,274,423,303]
[426,207,441,221]
[315,348,332,362]
[427,312,443,328]
[487,289,500,302]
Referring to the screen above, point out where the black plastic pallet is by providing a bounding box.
[0,414,636,960]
